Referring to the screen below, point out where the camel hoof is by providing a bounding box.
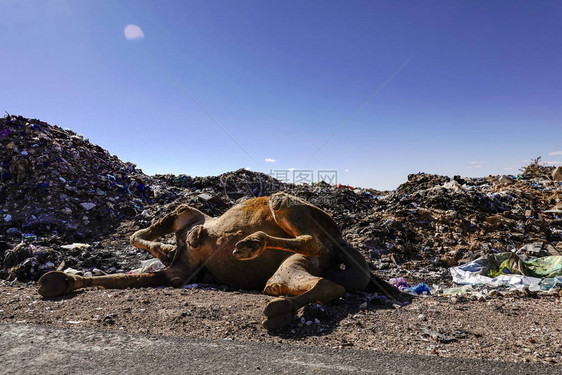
[38,271,73,297]
[233,237,263,260]
[263,297,293,317]
[262,313,293,330]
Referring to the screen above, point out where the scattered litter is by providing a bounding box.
[418,325,457,343]
[387,277,431,295]
[403,283,431,295]
[80,203,96,210]
[388,277,409,289]
[197,193,214,202]
[438,249,562,298]
[129,258,165,274]
[553,166,562,182]
[450,252,562,292]
[60,243,90,251]
[22,233,37,241]
[63,268,81,276]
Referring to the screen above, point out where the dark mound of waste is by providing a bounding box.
[0,114,167,243]
[348,173,562,272]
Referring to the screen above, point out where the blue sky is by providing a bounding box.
[1,1,561,190]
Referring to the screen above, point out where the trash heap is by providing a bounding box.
[0,114,172,242]
[1,114,561,285]
[345,173,562,270]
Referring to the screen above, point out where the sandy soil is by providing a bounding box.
[1,283,560,365]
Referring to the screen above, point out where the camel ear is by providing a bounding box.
[187,225,206,248]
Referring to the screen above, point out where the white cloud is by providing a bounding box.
[345,169,349,172]
[265,158,276,163]
[548,151,562,156]
[467,160,485,169]
[544,160,562,166]
[124,24,144,40]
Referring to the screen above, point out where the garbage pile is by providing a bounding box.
[345,173,562,270]
[0,114,168,242]
[1,114,562,285]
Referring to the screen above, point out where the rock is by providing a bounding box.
[103,313,117,325]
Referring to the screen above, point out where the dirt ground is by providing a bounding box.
[1,282,560,365]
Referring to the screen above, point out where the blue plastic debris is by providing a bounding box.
[404,283,431,295]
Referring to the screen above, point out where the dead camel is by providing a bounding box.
[38,192,403,329]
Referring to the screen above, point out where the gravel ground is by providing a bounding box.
[1,283,560,365]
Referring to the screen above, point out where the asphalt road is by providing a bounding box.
[0,324,558,374]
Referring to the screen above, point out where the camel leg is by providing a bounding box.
[38,255,195,297]
[39,204,210,298]
[130,204,207,265]
[261,254,345,330]
[38,270,169,297]
[38,230,198,297]
[233,232,326,260]
[232,216,345,330]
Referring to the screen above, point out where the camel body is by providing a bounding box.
[39,193,396,329]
